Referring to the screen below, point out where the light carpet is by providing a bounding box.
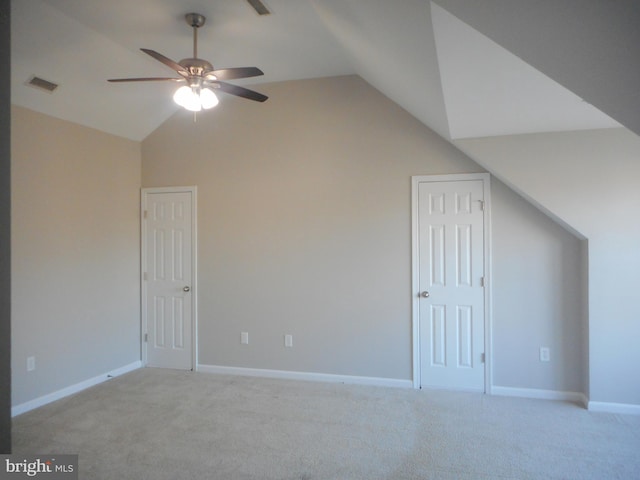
[11,368,640,479]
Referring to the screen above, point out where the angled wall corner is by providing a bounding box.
[430,2,619,141]
[432,0,640,137]
[454,128,640,405]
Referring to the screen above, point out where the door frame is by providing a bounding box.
[141,186,198,370]
[411,173,492,392]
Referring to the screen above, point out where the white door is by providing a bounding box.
[413,175,488,391]
[142,188,196,370]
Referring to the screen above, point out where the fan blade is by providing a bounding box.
[207,67,264,81]
[108,77,183,82]
[214,81,268,102]
[141,48,188,75]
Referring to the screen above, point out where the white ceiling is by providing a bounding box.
[11,0,621,141]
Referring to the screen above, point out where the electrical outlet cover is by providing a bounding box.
[540,347,550,362]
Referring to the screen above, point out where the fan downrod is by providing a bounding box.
[185,13,206,28]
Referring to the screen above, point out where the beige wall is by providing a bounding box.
[9,76,587,406]
[491,180,585,393]
[143,75,585,388]
[11,106,141,405]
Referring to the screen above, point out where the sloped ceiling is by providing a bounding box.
[11,0,633,141]
[434,0,640,138]
[430,3,619,139]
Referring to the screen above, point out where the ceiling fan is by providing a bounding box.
[108,13,268,112]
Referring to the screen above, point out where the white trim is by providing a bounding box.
[197,364,413,389]
[492,386,588,407]
[11,361,141,417]
[482,175,493,394]
[411,173,492,391]
[141,186,198,371]
[420,385,484,394]
[588,401,640,415]
[411,177,420,388]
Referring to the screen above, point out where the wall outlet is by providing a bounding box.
[27,356,36,372]
[539,347,550,362]
[284,334,293,348]
[241,332,249,345]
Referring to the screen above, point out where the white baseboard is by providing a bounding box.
[12,360,142,417]
[588,401,640,415]
[492,386,588,407]
[197,364,413,389]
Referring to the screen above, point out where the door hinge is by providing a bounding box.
[480,276,485,287]
[481,353,485,363]
[478,200,485,211]
[143,272,148,281]
[144,333,148,342]
[143,210,148,219]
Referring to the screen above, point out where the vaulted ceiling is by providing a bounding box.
[11,0,639,142]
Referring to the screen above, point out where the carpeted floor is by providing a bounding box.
[11,368,640,479]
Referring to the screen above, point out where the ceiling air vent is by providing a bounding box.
[246,0,271,16]
[26,76,59,93]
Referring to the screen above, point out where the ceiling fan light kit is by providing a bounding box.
[173,85,219,112]
[108,13,267,112]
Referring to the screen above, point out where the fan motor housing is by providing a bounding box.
[179,58,214,76]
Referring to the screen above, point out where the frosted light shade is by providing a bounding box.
[200,87,219,109]
[173,85,192,106]
[173,86,201,112]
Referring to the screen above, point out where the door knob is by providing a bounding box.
[183,286,191,292]
[420,291,430,298]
